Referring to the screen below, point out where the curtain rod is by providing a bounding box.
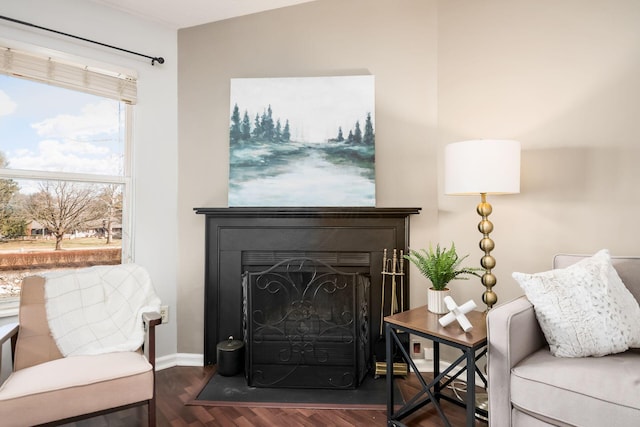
[0,15,165,66]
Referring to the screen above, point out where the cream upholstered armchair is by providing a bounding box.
[0,264,161,427]
[487,253,640,426]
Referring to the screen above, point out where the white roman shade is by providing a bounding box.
[0,46,137,104]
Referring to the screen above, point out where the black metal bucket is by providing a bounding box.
[216,336,244,376]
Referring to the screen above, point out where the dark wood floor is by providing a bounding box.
[63,365,489,426]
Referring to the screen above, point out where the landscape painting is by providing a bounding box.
[228,75,375,207]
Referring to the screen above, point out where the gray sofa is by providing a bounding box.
[486,254,640,426]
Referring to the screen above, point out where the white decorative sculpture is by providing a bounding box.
[438,296,477,332]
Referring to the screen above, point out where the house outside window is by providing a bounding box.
[0,46,136,316]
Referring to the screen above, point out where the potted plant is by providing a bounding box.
[404,243,481,314]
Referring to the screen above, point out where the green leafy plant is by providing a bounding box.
[404,243,481,290]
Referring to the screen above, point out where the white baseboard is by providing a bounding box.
[411,357,485,386]
[410,357,434,373]
[155,353,203,371]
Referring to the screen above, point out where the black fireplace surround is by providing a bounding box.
[194,207,421,382]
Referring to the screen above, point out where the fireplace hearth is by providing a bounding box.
[194,207,421,381]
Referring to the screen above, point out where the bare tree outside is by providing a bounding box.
[24,181,107,250]
[98,184,123,245]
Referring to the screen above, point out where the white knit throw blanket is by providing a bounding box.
[43,264,161,357]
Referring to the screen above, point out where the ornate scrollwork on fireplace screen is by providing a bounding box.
[242,257,370,389]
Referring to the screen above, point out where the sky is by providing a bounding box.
[230,75,375,143]
[0,74,125,179]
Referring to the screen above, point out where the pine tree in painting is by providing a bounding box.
[252,113,261,138]
[274,119,282,142]
[282,120,291,142]
[262,105,275,141]
[353,121,362,144]
[230,104,242,144]
[363,113,374,146]
[241,111,251,141]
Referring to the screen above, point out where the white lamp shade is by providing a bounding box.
[445,139,521,195]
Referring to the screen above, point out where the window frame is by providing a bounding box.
[0,103,134,262]
[0,44,136,315]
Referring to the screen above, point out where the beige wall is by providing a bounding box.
[178,0,439,354]
[438,0,640,308]
[179,0,640,355]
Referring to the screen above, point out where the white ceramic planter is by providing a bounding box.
[427,288,451,314]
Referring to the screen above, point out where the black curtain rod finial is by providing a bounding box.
[152,57,165,66]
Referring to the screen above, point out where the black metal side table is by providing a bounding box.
[385,306,488,427]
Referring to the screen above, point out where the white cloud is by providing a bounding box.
[32,100,120,139]
[11,139,121,175]
[9,139,120,176]
[39,139,110,156]
[0,90,17,116]
[8,100,123,176]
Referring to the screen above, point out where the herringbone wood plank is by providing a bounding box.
[61,366,487,426]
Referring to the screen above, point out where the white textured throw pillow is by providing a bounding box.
[513,249,640,357]
[606,260,640,348]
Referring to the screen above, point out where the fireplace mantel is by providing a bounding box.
[195,206,421,365]
[194,207,421,218]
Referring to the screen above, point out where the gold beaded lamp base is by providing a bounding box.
[477,193,497,310]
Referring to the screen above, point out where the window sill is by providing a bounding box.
[0,297,19,318]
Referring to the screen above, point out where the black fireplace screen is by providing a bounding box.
[242,257,370,389]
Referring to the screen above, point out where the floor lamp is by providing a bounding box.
[444,139,521,310]
[444,139,521,419]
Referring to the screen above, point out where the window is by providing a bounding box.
[0,46,136,314]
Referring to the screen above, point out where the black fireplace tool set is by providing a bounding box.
[374,248,409,378]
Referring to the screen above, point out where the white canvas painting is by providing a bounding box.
[228,75,375,207]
